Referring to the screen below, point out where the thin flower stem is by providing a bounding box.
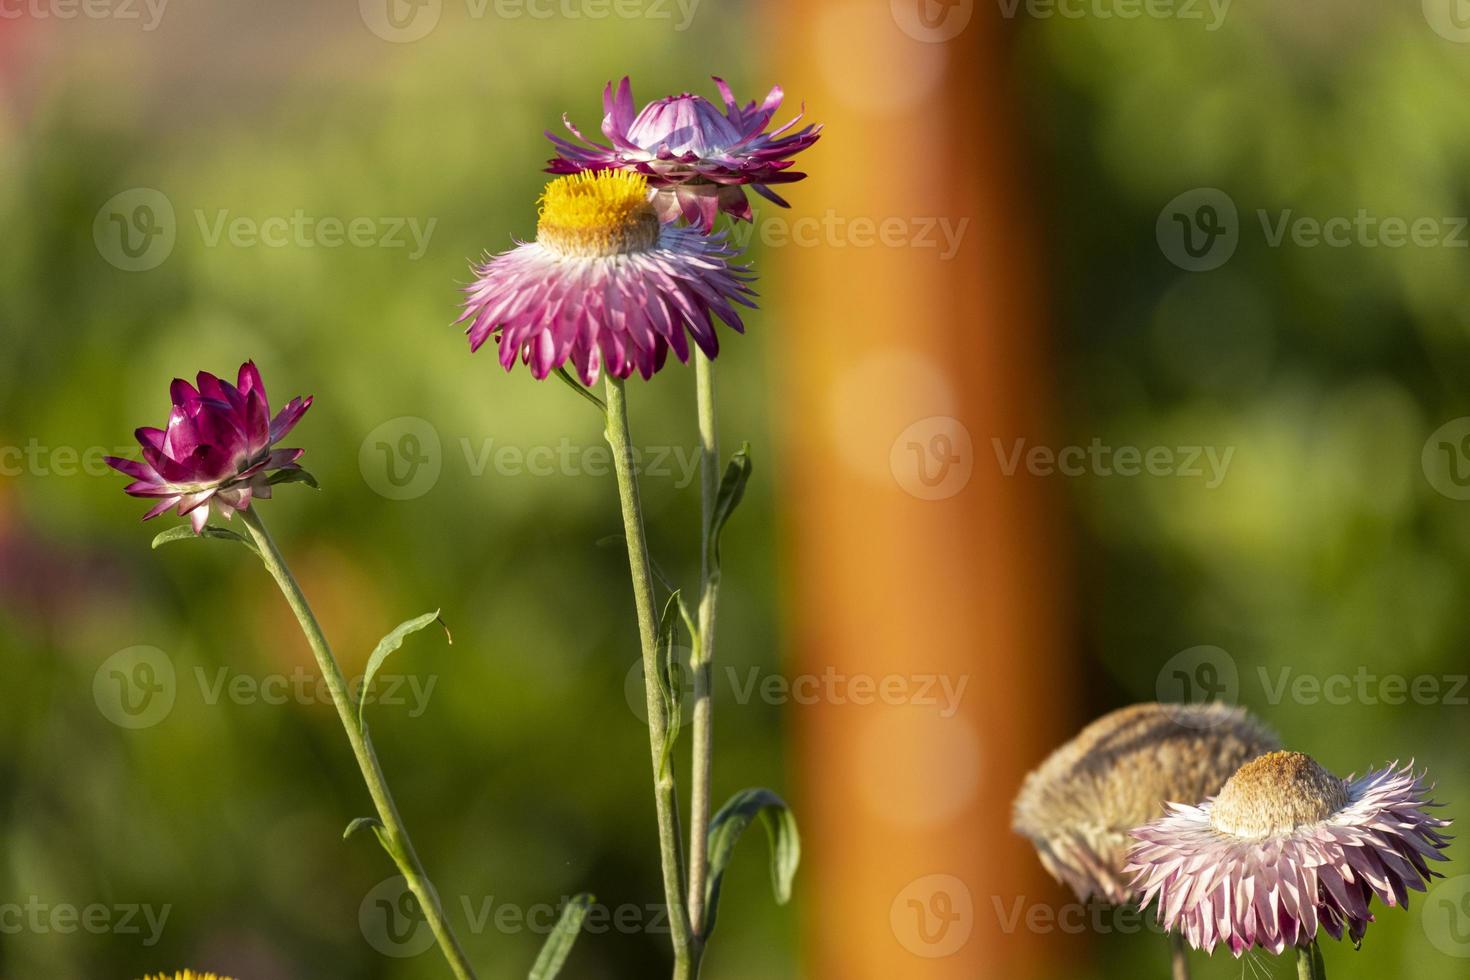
[1169,932,1190,980]
[239,508,478,980]
[686,351,718,942]
[1297,941,1327,980]
[602,376,698,980]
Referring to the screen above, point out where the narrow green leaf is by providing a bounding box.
[708,443,752,570]
[343,816,383,840]
[343,814,400,862]
[269,468,321,489]
[703,787,800,937]
[656,592,682,779]
[647,558,700,643]
[151,524,258,555]
[528,893,594,980]
[554,366,608,414]
[358,610,450,729]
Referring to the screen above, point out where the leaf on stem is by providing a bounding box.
[343,815,400,861]
[702,787,800,937]
[554,366,608,414]
[655,592,684,780]
[268,468,321,489]
[528,893,594,980]
[708,443,752,571]
[151,524,259,555]
[343,816,383,840]
[358,610,451,730]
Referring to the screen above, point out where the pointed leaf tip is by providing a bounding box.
[703,787,800,938]
[528,893,594,980]
[709,443,752,570]
[358,610,450,729]
[343,816,383,840]
[656,592,684,780]
[269,468,321,489]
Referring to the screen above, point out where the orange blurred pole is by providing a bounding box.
[768,2,1077,977]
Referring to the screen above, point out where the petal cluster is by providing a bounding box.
[459,225,756,386]
[106,362,312,534]
[1127,762,1452,955]
[547,76,821,231]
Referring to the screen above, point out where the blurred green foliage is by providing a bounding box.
[0,6,791,978]
[1020,2,1470,977]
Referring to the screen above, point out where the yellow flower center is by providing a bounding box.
[139,973,237,980]
[536,171,659,257]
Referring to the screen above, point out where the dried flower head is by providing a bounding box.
[1012,702,1281,904]
[1129,751,1452,955]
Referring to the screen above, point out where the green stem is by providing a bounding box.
[1169,931,1190,980]
[602,376,697,980]
[686,352,719,947]
[1297,940,1327,980]
[239,508,478,980]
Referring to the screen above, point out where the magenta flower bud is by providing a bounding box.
[547,76,822,232]
[106,361,313,534]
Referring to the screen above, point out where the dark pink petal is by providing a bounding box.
[237,360,265,399]
[752,183,791,208]
[135,426,167,452]
[169,377,201,407]
[268,396,312,443]
[106,456,155,481]
[142,497,179,521]
[123,480,177,498]
[243,388,270,453]
[604,76,637,141]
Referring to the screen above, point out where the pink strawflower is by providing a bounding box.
[547,76,821,232]
[458,170,755,385]
[106,362,312,534]
[1128,751,1452,956]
